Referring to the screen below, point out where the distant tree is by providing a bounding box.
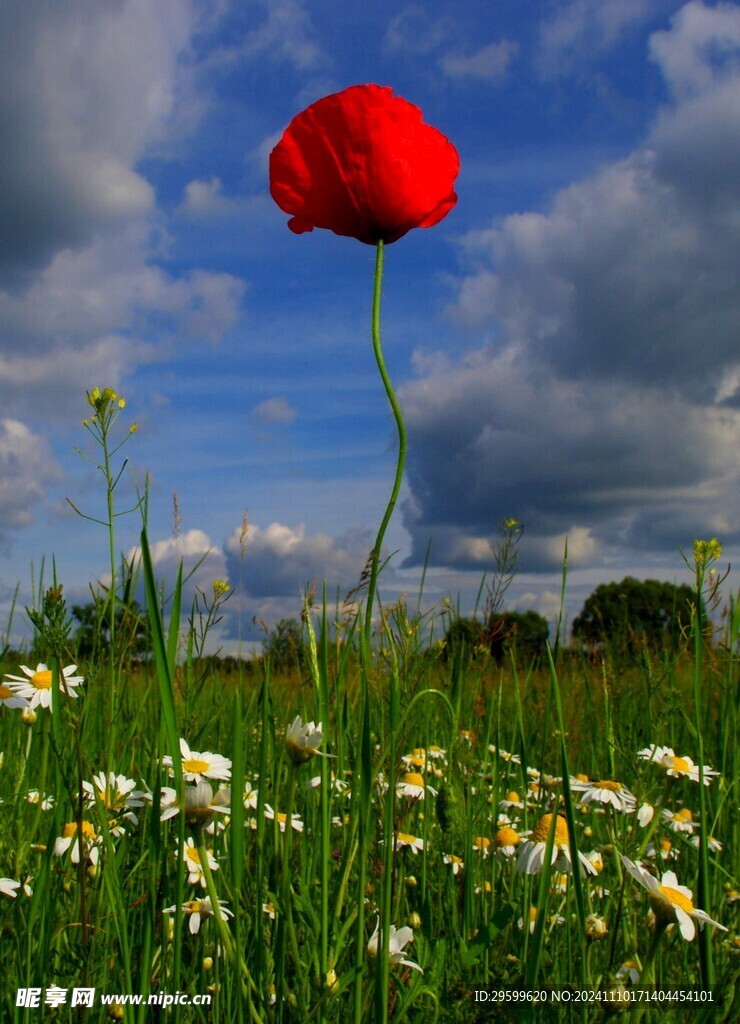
[72,599,148,662]
[571,577,695,656]
[262,618,305,669]
[488,610,550,666]
[441,617,485,669]
[442,610,549,667]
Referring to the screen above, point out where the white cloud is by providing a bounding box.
[206,0,324,73]
[649,0,740,101]
[180,177,236,217]
[440,40,519,84]
[401,7,740,572]
[538,0,662,75]
[251,397,297,426]
[0,418,61,534]
[0,1,246,429]
[0,0,199,280]
[384,6,457,56]
[225,520,370,602]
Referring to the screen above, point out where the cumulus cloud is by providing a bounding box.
[226,521,370,606]
[440,41,519,84]
[402,2,740,572]
[538,0,664,75]
[0,418,61,538]
[0,4,247,421]
[0,0,198,282]
[649,0,740,100]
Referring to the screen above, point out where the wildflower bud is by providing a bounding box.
[165,916,175,941]
[585,914,608,940]
[405,876,418,889]
[285,715,325,765]
[407,911,422,929]
[202,956,213,971]
[107,1004,125,1021]
[326,969,338,993]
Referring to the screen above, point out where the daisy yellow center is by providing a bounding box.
[658,885,694,914]
[183,757,211,775]
[403,773,424,788]
[528,907,538,922]
[660,838,672,853]
[31,669,53,690]
[405,755,425,768]
[505,790,521,803]
[62,821,96,840]
[276,813,287,823]
[495,826,520,847]
[397,832,418,845]
[531,814,569,846]
[675,808,693,823]
[666,756,690,774]
[0,684,13,699]
[185,848,202,866]
[575,773,590,783]
[594,780,622,791]
[474,836,490,850]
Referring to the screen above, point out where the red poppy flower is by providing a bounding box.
[269,84,460,245]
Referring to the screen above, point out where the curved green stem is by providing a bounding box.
[363,241,407,657]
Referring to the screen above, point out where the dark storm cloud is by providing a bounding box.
[400,2,740,571]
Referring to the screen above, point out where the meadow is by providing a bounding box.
[0,415,736,1024]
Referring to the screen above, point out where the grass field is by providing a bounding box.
[0,521,737,1023]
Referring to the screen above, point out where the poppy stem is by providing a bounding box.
[363,240,407,657]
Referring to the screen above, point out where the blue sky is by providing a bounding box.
[1,0,738,651]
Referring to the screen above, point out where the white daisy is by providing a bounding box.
[662,807,697,834]
[488,745,521,765]
[690,834,723,853]
[570,778,636,814]
[442,853,464,876]
[4,663,84,710]
[83,772,147,824]
[264,804,304,833]
[616,960,641,985]
[175,836,218,888]
[285,715,328,764]
[619,854,727,941]
[163,897,232,935]
[160,781,231,826]
[637,745,719,785]
[637,802,655,827]
[395,772,436,801]
[493,825,520,859]
[499,790,524,812]
[0,878,21,898]
[393,832,424,855]
[53,820,102,865]
[367,920,422,973]
[26,790,54,811]
[0,681,29,709]
[515,814,597,877]
[162,738,231,783]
